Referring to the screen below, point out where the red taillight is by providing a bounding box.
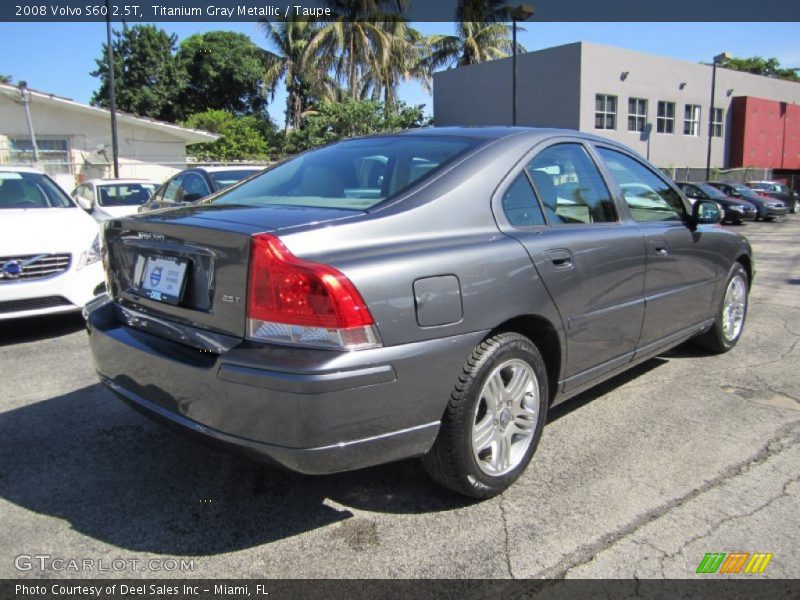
[246,233,380,350]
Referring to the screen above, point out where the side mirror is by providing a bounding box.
[74,196,92,212]
[181,193,205,203]
[692,200,721,225]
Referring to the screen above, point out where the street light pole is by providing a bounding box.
[510,4,534,126]
[17,81,40,165]
[105,0,120,178]
[705,52,731,181]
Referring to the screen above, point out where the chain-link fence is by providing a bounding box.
[663,166,773,184]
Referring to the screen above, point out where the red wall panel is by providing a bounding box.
[728,96,800,169]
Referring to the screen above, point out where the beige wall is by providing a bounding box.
[433,41,800,168]
[578,42,800,168]
[434,43,582,129]
[0,93,189,190]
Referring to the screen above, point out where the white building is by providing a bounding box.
[0,83,217,191]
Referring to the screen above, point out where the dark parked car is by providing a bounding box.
[676,182,757,224]
[707,182,787,221]
[86,128,753,498]
[746,181,799,214]
[139,166,263,212]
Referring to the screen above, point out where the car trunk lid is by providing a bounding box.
[104,205,364,340]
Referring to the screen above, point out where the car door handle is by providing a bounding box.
[546,249,573,268]
[654,246,668,256]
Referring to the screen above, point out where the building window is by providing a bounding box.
[595,94,617,130]
[656,101,675,134]
[710,107,724,138]
[683,105,701,136]
[627,98,648,132]
[9,137,72,175]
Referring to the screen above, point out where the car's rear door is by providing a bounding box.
[594,145,718,356]
[496,140,647,392]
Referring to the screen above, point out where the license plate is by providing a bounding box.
[136,255,188,305]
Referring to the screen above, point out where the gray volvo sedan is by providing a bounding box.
[86,128,753,498]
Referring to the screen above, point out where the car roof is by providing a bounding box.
[192,166,264,173]
[395,126,615,145]
[84,178,158,185]
[0,166,44,174]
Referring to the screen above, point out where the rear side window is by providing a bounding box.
[527,143,617,224]
[502,173,546,227]
[597,148,685,222]
[212,136,482,210]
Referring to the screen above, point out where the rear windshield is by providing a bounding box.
[211,136,481,210]
[210,169,262,189]
[97,183,156,206]
[0,171,73,209]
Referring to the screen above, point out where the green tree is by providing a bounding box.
[283,98,426,153]
[261,17,338,131]
[183,109,275,161]
[176,31,270,119]
[423,0,523,69]
[90,24,186,121]
[0,75,11,84]
[304,0,409,100]
[723,56,799,82]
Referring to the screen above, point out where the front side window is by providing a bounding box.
[527,143,617,225]
[0,171,73,209]
[684,105,701,136]
[597,147,686,222]
[162,175,186,204]
[213,136,481,210]
[595,94,617,130]
[501,173,546,227]
[181,174,212,199]
[627,98,648,132]
[710,108,724,138]
[656,101,675,134]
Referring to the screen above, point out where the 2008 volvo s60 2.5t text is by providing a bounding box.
[86,128,753,498]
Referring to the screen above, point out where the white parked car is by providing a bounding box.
[0,167,105,320]
[71,178,157,221]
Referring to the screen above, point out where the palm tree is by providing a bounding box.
[423,0,524,70]
[361,22,429,108]
[260,17,338,130]
[303,0,409,101]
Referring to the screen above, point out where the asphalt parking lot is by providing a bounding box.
[1,216,798,580]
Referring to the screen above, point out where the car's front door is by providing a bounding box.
[499,141,647,392]
[595,146,719,356]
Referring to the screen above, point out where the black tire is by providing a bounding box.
[764,216,776,222]
[422,332,549,499]
[694,263,749,354]
[791,199,799,214]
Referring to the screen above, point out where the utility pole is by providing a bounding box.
[705,52,731,181]
[105,0,120,178]
[510,4,534,126]
[17,81,40,165]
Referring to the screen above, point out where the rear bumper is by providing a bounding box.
[87,300,486,474]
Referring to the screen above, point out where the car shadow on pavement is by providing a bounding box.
[0,313,85,347]
[547,357,669,423]
[0,383,469,556]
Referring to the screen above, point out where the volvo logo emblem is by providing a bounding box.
[1,260,22,279]
[149,266,163,287]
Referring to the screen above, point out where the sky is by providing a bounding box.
[1,21,799,126]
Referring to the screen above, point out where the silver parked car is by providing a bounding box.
[86,128,753,498]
